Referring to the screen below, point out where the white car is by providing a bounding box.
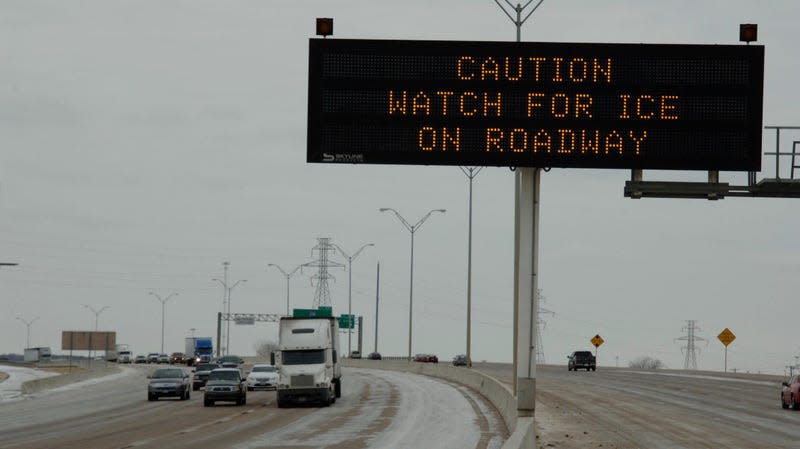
[246,364,278,391]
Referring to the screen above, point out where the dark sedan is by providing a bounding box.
[191,363,219,391]
[204,368,246,406]
[147,368,191,401]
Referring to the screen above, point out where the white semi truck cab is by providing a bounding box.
[275,317,341,407]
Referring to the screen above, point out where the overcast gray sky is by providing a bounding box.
[2,0,799,374]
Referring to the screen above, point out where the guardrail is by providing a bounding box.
[342,359,535,449]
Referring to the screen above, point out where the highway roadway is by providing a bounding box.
[0,364,506,449]
[476,363,800,449]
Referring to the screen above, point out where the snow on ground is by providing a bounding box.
[0,364,138,403]
[235,368,485,449]
[0,364,59,402]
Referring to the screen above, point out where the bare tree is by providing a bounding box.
[253,339,278,360]
[628,356,665,370]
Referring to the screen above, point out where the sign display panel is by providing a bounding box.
[61,331,116,351]
[307,39,764,170]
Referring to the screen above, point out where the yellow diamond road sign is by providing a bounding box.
[718,328,736,347]
[591,334,604,348]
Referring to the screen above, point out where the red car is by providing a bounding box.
[413,354,439,363]
[781,374,800,409]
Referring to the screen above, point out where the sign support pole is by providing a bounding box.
[724,346,728,373]
[516,167,539,415]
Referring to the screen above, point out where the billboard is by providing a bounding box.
[61,331,116,351]
[308,39,764,171]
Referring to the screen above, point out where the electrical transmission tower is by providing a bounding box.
[675,320,707,370]
[302,238,344,308]
[535,289,554,364]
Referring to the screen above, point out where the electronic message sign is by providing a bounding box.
[307,39,764,171]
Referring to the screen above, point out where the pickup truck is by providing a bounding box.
[568,351,596,371]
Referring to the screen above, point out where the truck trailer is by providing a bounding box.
[275,316,341,407]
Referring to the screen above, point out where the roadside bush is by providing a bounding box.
[253,340,278,359]
[628,356,665,369]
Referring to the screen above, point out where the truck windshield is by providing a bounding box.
[282,349,325,365]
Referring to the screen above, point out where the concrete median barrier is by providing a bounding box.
[343,359,535,449]
[21,365,121,394]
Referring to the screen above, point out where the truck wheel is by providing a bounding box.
[193,384,198,391]
[204,399,213,407]
[334,379,341,398]
[148,394,156,402]
[277,399,287,408]
[592,367,596,372]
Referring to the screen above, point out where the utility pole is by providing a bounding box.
[16,315,39,349]
[149,291,178,354]
[459,166,482,367]
[676,320,706,370]
[334,242,374,355]
[213,262,246,356]
[268,263,302,315]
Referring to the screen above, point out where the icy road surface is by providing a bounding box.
[235,369,507,449]
[0,365,506,449]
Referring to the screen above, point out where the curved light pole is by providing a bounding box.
[212,277,246,355]
[333,243,375,355]
[268,263,303,315]
[16,315,39,349]
[149,292,178,354]
[379,208,445,360]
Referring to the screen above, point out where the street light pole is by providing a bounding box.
[16,315,39,349]
[380,208,445,360]
[268,264,302,315]
[459,166,483,367]
[333,243,375,355]
[212,277,246,355]
[149,292,178,354]
[82,304,109,362]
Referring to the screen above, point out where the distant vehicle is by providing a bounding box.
[781,374,800,410]
[106,344,130,362]
[217,355,244,368]
[452,354,468,366]
[350,350,361,359]
[204,368,246,406]
[157,354,170,364]
[134,355,147,364]
[191,362,220,391]
[118,350,133,364]
[414,354,438,363]
[568,351,596,371]
[185,337,214,366]
[170,352,186,364]
[246,364,278,391]
[147,353,160,364]
[24,347,52,363]
[367,352,382,360]
[276,316,341,407]
[147,368,191,401]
